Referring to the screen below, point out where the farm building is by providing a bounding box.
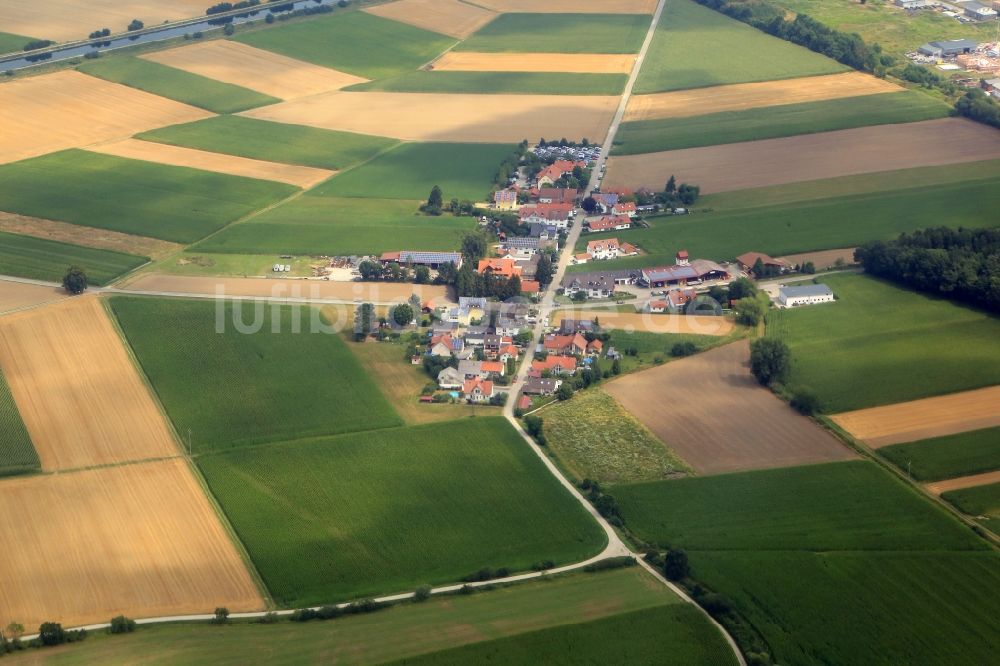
[964,3,997,20]
[737,251,790,275]
[778,284,835,307]
[918,39,978,57]
[379,250,463,270]
[640,253,733,288]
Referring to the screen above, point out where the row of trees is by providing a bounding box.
[626,175,700,209]
[855,227,1000,313]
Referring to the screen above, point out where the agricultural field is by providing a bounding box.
[604,329,732,374]
[0,231,147,285]
[605,341,854,475]
[612,91,949,154]
[78,57,279,114]
[0,0,207,42]
[0,32,35,54]
[634,0,845,94]
[345,71,628,96]
[110,296,401,453]
[0,367,37,477]
[197,417,607,607]
[0,70,211,165]
[235,11,455,80]
[433,52,636,73]
[0,296,179,471]
[539,389,690,484]
[0,279,66,315]
[364,0,498,40]
[4,568,708,665]
[879,427,1000,483]
[474,0,657,12]
[0,459,263,630]
[553,310,733,336]
[0,150,296,244]
[767,274,1000,412]
[141,40,368,100]
[942,483,1000,533]
[603,118,1000,193]
[312,142,515,202]
[456,13,649,54]
[194,197,475,257]
[137,115,398,171]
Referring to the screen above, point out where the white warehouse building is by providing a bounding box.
[778,284,835,308]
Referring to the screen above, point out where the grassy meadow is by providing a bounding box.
[0,32,34,54]
[312,142,514,202]
[236,12,455,79]
[0,367,37,477]
[0,150,296,243]
[879,427,1000,482]
[137,116,398,170]
[194,197,475,256]
[635,0,845,93]
[110,297,402,452]
[612,91,949,154]
[77,57,279,113]
[456,13,649,53]
[345,71,628,95]
[0,231,147,285]
[197,417,607,607]
[767,274,1000,412]
[606,329,726,373]
[942,483,1000,533]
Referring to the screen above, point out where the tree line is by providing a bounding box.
[855,227,1000,314]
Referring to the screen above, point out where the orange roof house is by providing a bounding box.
[477,258,523,279]
[531,355,577,375]
[543,333,587,355]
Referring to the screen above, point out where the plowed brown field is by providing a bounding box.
[0,279,67,315]
[87,139,335,188]
[365,0,496,39]
[473,0,656,12]
[551,309,733,335]
[240,91,618,143]
[0,70,212,164]
[777,248,856,271]
[0,459,263,629]
[605,341,854,475]
[141,40,368,100]
[928,470,1000,495]
[604,118,1000,193]
[433,52,636,74]
[832,385,1000,448]
[0,211,182,260]
[624,72,900,121]
[0,296,179,471]
[0,0,207,42]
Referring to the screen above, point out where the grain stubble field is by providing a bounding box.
[0,211,181,261]
[0,279,67,315]
[364,0,497,39]
[472,0,656,12]
[551,310,733,335]
[0,0,208,42]
[432,52,636,73]
[605,341,854,474]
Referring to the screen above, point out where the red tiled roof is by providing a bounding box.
[521,279,541,293]
[477,258,522,278]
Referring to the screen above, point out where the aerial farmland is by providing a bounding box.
[0,0,997,663]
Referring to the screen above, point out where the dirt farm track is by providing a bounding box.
[0,459,263,629]
[604,118,1000,193]
[605,341,855,475]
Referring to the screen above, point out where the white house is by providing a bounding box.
[778,284,835,307]
[437,366,464,389]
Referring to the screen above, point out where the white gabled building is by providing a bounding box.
[778,284,835,308]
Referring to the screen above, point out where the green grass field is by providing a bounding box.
[606,329,727,373]
[110,297,402,452]
[0,32,35,54]
[344,71,628,95]
[879,427,1000,482]
[942,483,1000,533]
[197,417,607,606]
[0,231,147,285]
[634,0,846,93]
[455,13,648,54]
[7,568,697,665]
[236,12,455,79]
[570,175,1000,272]
[0,367,37,477]
[392,604,737,666]
[312,142,514,202]
[0,150,296,244]
[77,57,279,113]
[612,91,949,154]
[539,389,690,484]
[767,274,1000,412]
[136,116,398,170]
[193,197,475,256]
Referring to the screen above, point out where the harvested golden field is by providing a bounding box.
[605,341,854,475]
[141,40,368,100]
[604,118,1000,193]
[0,296,179,471]
[777,248,856,271]
[433,52,636,74]
[928,470,1000,495]
[122,273,454,306]
[832,386,1000,448]
[551,309,733,335]
[0,279,66,315]
[624,72,899,121]
[87,139,334,188]
[0,70,211,165]
[365,0,497,39]
[0,0,207,43]
[240,91,618,143]
[473,0,656,12]
[0,459,263,629]
[0,211,182,261]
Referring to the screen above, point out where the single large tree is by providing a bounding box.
[535,253,554,286]
[663,548,689,581]
[62,266,88,295]
[750,338,791,386]
[391,303,414,327]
